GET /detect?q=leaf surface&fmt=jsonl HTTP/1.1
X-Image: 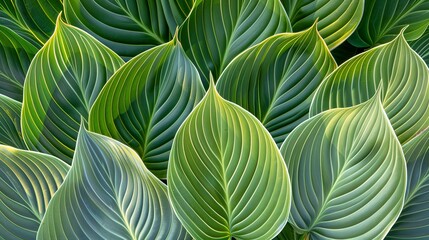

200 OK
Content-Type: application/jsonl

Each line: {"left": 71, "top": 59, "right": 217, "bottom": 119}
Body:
{"left": 168, "top": 81, "right": 291, "bottom": 239}
{"left": 282, "top": 92, "right": 406, "bottom": 239}
{"left": 37, "top": 127, "right": 189, "bottom": 239}
{"left": 0, "top": 94, "right": 25, "bottom": 149}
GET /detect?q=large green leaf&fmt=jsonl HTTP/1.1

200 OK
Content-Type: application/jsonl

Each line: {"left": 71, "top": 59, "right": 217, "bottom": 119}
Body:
{"left": 0, "top": 0, "right": 62, "bottom": 46}
{"left": 21, "top": 15, "right": 124, "bottom": 164}
{"left": 387, "top": 128, "right": 429, "bottom": 239}
{"left": 168, "top": 81, "right": 291, "bottom": 239}
{"left": 89, "top": 35, "right": 205, "bottom": 179}
{"left": 349, "top": 0, "right": 429, "bottom": 48}
{"left": 217, "top": 23, "right": 336, "bottom": 146}
{"left": 179, "top": 0, "right": 291, "bottom": 87}
{"left": 0, "top": 145, "right": 69, "bottom": 240}
{"left": 37, "top": 126, "right": 189, "bottom": 239}
{"left": 281, "top": 92, "right": 406, "bottom": 239}
{"left": 410, "top": 28, "right": 429, "bottom": 66}
{"left": 0, "top": 94, "right": 25, "bottom": 149}
{"left": 0, "top": 26, "right": 37, "bottom": 101}
{"left": 281, "top": 0, "right": 364, "bottom": 49}
{"left": 310, "top": 31, "right": 429, "bottom": 144}
{"left": 64, "top": 0, "right": 193, "bottom": 59}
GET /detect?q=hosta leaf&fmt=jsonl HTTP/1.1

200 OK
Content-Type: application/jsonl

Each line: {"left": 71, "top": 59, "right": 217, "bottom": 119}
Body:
{"left": 387, "top": 128, "right": 429, "bottom": 239}
{"left": 89, "top": 36, "right": 204, "bottom": 179}
{"left": 64, "top": 0, "right": 193, "bottom": 59}
{"left": 37, "top": 127, "right": 189, "bottom": 239}
{"left": 0, "top": 145, "right": 69, "bottom": 240}
{"left": 0, "top": 94, "right": 25, "bottom": 149}
{"left": 281, "top": 0, "right": 364, "bottom": 49}
{"left": 168, "top": 81, "right": 291, "bottom": 240}
{"left": 217, "top": 23, "right": 336, "bottom": 146}
{"left": 349, "top": 0, "right": 429, "bottom": 48}
{"left": 274, "top": 223, "right": 302, "bottom": 240}
{"left": 281, "top": 92, "right": 406, "bottom": 239}
{"left": 0, "top": 25, "right": 37, "bottom": 101}
{"left": 410, "top": 28, "right": 429, "bottom": 66}
{"left": 179, "top": 0, "right": 291, "bottom": 87}
{"left": 21, "top": 15, "right": 124, "bottom": 164}
{"left": 310, "top": 31, "right": 429, "bottom": 144}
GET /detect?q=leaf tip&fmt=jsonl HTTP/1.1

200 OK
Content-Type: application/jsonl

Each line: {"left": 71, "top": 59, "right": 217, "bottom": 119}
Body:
{"left": 172, "top": 27, "right": 180, "bottom": 46}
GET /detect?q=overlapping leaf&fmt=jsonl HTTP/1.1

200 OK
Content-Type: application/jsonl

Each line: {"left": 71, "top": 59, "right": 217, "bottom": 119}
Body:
{"left": 0, "top": 94, "right": 25, "bottom": 149}
{"left": 311, "top": 31, "right": 429, "bottom": 144}
{"left": 217, "top": 23, "right": 336, "bottom": 145}
{"left": 410, "top": 28, "right": 429, "bottom": 66}
{"left": 168, "top": 81, "right": 291, "bottom": 240}
{"left": 0, "top": 146, "right": 69, "bottom": 240}
{"left": 179, "top": 0, "right": 291, "bottom": 87}
{"left": 0, "top": 26, "right": 37, "bottom": 101}
{"left": 349, "top": 0, "right": 429, "bottom": 47}
{"left": 21, "top": 15, "right": 124, "bottom": 164}
{"left": 37, "top": 127, "right": 189, "bottom": 239}
{"left": 64, "top": 0, "right": 193, "bottom": 59}
{"left": 387, "top": 128, "right": 429, "bottom": 239}
{"left": 281, "top": 92, "right": 406, "bottom": 239}
{"left": 281, "top": 0, "right": 364, "bottom": 49}
{"left": 89, "top": 36, "right": 204, "bottom": 179}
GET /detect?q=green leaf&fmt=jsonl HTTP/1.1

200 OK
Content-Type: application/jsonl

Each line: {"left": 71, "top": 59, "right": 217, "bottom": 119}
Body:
{"left": 274, "top": 223, "right": 303, "bottom": 240}
{"left": 64, "top": 0, "right": 193, "bottom": 59}
{"left": 217, "top": 23, "right": 336, "bottom": 146}
{"left": 281, "top": 0, "right": 364, "bottom": 49}
{"left": 179, "top": 0, "right": 291, "bottom": 87}
{"left": 349, "top": 0, "right": 429, "bottom": 48}
{"left": 0, "top": 25, "right": 38, "bottom": 101}
{"left": 281, "top": 92, "right": 406, "bottom": 239}
{"left": 0, "top": 94, "right": 25, "bottom": 149}
{"left": 0, "top": 145, "right": 69, "bottom": 240}
{"left": 387, "top": 128, "right": 429, "bottom": 239}
{"left": 89, "top": 35, "right": 205, "bottom": 179}
{"left": 310, "top": 31, "right": 429, "bottom": 144}
{"left": 37, "top": 126, "right": 189, "bottom": 239}
{"left": 168, "top": 81, "right": 291, "bottom": 240}
{"left": 409, "top": 27, "right": 429, "bottom": 66}
{"left": 21, "top": 15, "right": 124, "bottom": 164}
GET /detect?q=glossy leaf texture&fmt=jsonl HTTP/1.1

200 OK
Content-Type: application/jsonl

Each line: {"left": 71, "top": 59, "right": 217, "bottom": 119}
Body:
{"left": 387, "top": 128, "right": 429, "bottom": 239}
{"left": 0, "top": 26, "right": 37, "bottom": 101}
{"left": 349, "top": 0, "right": 429, "bottom": 47}
{"left": 179, "top": 0, "right": 291, "bottom": 87}
{"left": 311, "top": 31, "right": 429, "bottom": 144}
{"left": 89, "top": 37, "right": 204, "bottom": 179}
{"left": 21, "top": 15, "right": 124, "bottom": 164}
{"left": 217, "top": 23, "right": 336, "bottom": 146}
{"left": 0, "top": 94, "right": 25, "bottom": 149}
{"left": 281, "top": 0, "right": 364, "bottom": 49}
{"left": 168, "top": 82, "right": 291, "bottom": 240}
{"left": 410, "top": 28, "right": 429, "bottom": 66}
{"left": 0, "top": 146, "right": 69, "bottom": 240}
{"left": 0, "top": 0, "right": 62, "bottom": 46}
{"left": 64, "top": 0, "right": 193, "bottom": 59}
{"left": 281, "top": 92, "right": 406, "bottom": 239}
{"left": 37, "top": 127, "right": 189, "bottom": 239}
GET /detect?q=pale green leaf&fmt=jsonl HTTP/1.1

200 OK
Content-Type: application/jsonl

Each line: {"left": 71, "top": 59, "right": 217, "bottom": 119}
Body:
{"left": 21, "top": 15, "right": 124, "bottom": 164}
{"left": 281, "top": 0, "right": 364, "bottom": 49}
{"left": 281, "top": 92, "right": 406, "bottom": 239}
{"left": 311, "top": 31, "right": 429, "bottom": 144}
{"left": 0, "top": 94, "right": 25, "bottom": 149}
{"left": 64, "top": 0, "right": 193, "bottom": 59}
{"left": 217, "top": 23, "right": 336, "bottom": 146}
{"left": 179, "top": 0, "right": 291, "bottom": 87}
{"left": 387, "top": 128, "right": 429, "bottom": 239}
{"left": 89, "top": 35, "right": 205, "bottom": 179}
{"left": 168, "top": 81, "right": 291, "bottom": 240}
{"left": 0, "top": 26, "right": 37, "bottom": 101}
{"left": 349, "top": 0, "right": 429, "bottom": 47}
{"left": 0, "top": 145, "right": 69, "bottom": 240}
{"left": 37, "top": 126, "right": 189, "bottom": 239}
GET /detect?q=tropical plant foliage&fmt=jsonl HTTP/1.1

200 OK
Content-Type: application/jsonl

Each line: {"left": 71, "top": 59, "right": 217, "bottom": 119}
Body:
{"left": 0, "top": 0, "right": 428, "bottom": 239}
